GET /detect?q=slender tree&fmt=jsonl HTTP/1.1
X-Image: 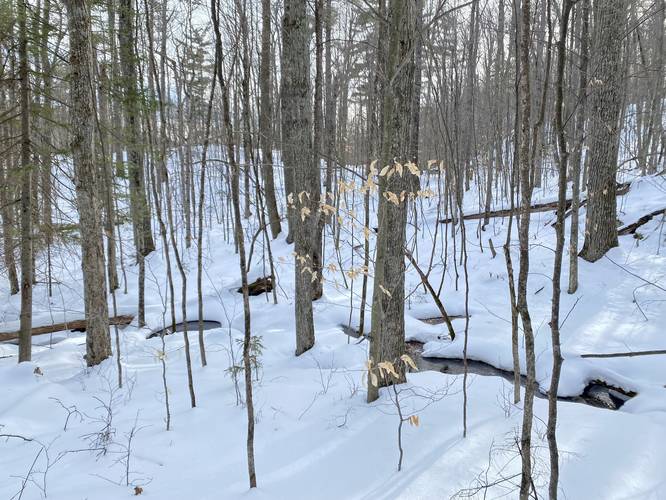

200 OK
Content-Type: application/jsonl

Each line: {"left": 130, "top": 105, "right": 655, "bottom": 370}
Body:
{"left": 517, "top": 1, "right": 537, "bottom": 497}
{"left": 18, "top": 0, "right": 32, "bottom": 363}
{"left": 212, "top": 0, "right": 256, "bottom": 486}
{"left": 260, "top": 0, "right": 282, "bottom": 239}
{"left": 568, "top": 0, "right": 590, "bottom": 294}
{"left": 548, "top": 1, "right": 574, "bottom": 496}
{"left": 118, "top": 0, "right": 155, "bottom": 325}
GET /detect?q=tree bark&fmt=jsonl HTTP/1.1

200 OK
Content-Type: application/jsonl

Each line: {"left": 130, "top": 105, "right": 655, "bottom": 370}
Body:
{"left": 281, "top": 0, "right": 317, "bottom": 355}
{"left": 65, "top": 0, "right": 112, "bottom": 367}
{"left": 517, "top": 1, "right": 536, "bottom": 498}
{"left": 568, "top": 0, "right": 590, "bottom": 294}
{"left": 579, "top": 0, "right": 627, "bottom": 262}
{"left": 18, "top": 0, "right": 33, "bottom": 363}
{"left": 367, "top": 0, "right": 417, "bottom": 403}
{"left": 212, "top": 0, "right": 256, "bottom": 485}
{"left": 118, "top": 0, "right": 155, "bottom": 259}
{"left": 548, "top": 2, "right": 574, "bottom": 496}
{"left": 259, "top": 0, "right": 282, "bottom": 239}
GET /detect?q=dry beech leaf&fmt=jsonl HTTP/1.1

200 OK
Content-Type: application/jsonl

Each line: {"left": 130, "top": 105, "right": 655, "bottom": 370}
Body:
{"left": 406, "top": 161, "right": 420, "bottom": 176}
{"left": 300, "top": 206, "right": 311, "bottom": 221}
{"left": 401, "top": 354, "right": 418, "bottom": 371}
{"left": 379, "top": 164, "right": 392, "bottom": 177}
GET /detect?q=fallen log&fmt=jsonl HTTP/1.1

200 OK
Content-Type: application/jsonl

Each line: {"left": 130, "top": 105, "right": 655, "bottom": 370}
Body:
{"left": 618, "top": 207, "right": 666, "bottom": 236}
{"left": 441, "top": 181, "right": 631, "bottom": 224}
{"left": 0, "top": 315, "right": 134, "bottom": 342}
{"left": 581, "top": 349, "right": 666, "bottom": 359}
{"left": 237, "top": 276, "right": 273, "bottom": 296}
{"left": 440, "top": 199, "right": 573, "bottom": 223}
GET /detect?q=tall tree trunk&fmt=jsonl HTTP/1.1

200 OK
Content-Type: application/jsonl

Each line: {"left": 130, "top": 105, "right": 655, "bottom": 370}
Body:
{"left": 118, "top": 0, "right": 152, "bottom": 252}
{"left": 548, "top": 2, "right": 574, "bottom": 496}
{"left": 260, "top": 0, "right": 282, "bottom": 239}
{"left": 517, "top": 1, "right": 536, "bottom": 497}
{"left": 65, "top": 0, "right": 113, "bottom": 367}
{"left": 568, "top": 0, "right": 590, "bottom": 293}
{"left": 579, "top": 0, "right": 627, "bottom": 262}
{"left": 212, "top": 0, "right": 256, "bottom": 486}
{"left": 311, "top": 0, "right": 324, "bottom": 301}
{"left": 359, "top": 0, "right": 386, "bottom": 338}
{"left": 39, "top": 0, "right": 54, "bottom": 296}
{"left": 118, "top": 0, "right": 154, "bottom": 327}
{"left": 18, "top": 0, "right": 33, "bottom": 363}
{"left": 367, "top": 0, "right": 417, "bottom": 403}
{"left": 0, "top": 144, "right": 19, "bottom": 296}
{"left": 281, "top": 0, "right": 317, "bottom": 355}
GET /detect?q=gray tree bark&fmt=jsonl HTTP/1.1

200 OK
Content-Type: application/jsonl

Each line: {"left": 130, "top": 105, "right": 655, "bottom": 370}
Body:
{"left": 568, "top": 0, "right": 590, "bottom": 293}
{"left": 579, "top": 0, "right": 627, "bottom": 262}
{"left": 65, "top": 0, "right": 112, "bottom": 367}
{"left": 212, "top": 0, "right": 256, "bottom": 485}
{"left": 517, "top": 1, "right": 536, "bottom": 498}
{"left": 118, "top": 0, "right": 154, "bottom": 259}
{"left": 367, "top": 0, "right": 417, "bottom": 403}
{"left": 281, "top": 0, "right": 317, "bottom": 355}
{"left": 18, "top": 0, "right": 33, "bottom": 363}
{"left": 260, "top": 0, "right": 282, "bottom": 240}
{"left": 548, "top": 1, "right": 574, "bottom": 496}
{"left": 0, "top": 150, "right": 19, "bottom": 296}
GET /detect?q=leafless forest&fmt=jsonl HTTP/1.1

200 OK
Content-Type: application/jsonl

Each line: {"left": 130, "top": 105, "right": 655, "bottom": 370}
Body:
{"left": 0, "top": 0, "right": 665, "bottom": 498}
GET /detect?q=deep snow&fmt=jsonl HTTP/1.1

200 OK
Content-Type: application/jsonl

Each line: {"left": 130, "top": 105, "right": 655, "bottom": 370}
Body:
{"left": 1, "top": 163, "right": 665, "bottom": 499}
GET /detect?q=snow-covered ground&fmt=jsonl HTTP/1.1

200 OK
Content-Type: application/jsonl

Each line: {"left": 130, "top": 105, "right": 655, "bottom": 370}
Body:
{"left": 1, "top": 163, "right": 665, "bottom": 499}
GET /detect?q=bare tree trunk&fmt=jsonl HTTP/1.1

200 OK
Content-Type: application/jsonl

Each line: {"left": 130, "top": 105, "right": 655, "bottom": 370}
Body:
{"left": 196, "top": 66, "right": 217, "bottom": 369}
{"left": 18, "top": 0, "right": 33, "bottom": 363}
{"left": 212, "top": 0, "right": 256, "bottom": 486}
{"left": 359, "top": 0, "right": 386, "bottom": 338}
{"left": 646, "top": 1, "right": 665, "bottom": 174}
{"left": 548, "top": 2, "right": 574, "bottom": 496}
{"left": 98, "top": 64, "right": 119, "bottom": 294}
{"left": 311, "top": 0, "right": 324, "bottom": 301}
{"left": 281, "top": 0, "right": 317, "bottom": 355}
{"left": 568, "top": 0, "right": 589, "bottom": 294}
{"left": 0, "top": 151, "right": 19, "bottom": 296}
{"left": 517, "top": 1, "right": 536, "bottom": 498}
{"left": 39, "top": 0, "right": 54, "bottom": 297}
{"left": 579, "top": 0, "right": 627, "bottom": 262}
{"left": 65, "top": 0, "right": 112, "bottom": 367}
{"left": 367, "top": 0, "right": 417, "bottom": 403}
{"left": 260, "top": 0, "right": 282, "bottom": 239}
{"left": 118, "top": 0, "right": 155, "bottom": 326}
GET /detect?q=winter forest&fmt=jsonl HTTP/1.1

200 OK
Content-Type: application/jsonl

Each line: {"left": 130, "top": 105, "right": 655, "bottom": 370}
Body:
{"left": 0, "top": 0, "right": 665, "bottom": 498}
